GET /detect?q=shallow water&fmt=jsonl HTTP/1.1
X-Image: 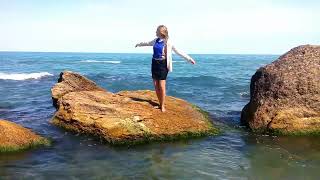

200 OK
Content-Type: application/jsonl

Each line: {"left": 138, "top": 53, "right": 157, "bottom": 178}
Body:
{"left": 0, "top": 52, "right": 319, "bottom": 179}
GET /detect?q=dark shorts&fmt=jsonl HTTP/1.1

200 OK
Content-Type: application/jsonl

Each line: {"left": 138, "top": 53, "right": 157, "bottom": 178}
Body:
{"left": 151, "top": 58, "right": 168, "bottom": 80}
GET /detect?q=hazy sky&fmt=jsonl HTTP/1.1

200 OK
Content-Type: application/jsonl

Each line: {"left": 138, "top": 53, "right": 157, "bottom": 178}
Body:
{"left": 0, "top": 0, "right": 319, "bottom": 54}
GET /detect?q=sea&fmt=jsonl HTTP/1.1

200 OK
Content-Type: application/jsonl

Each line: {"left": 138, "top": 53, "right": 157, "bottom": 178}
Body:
{"left": 0, "top": 52, "right": 319, "bottom": 179}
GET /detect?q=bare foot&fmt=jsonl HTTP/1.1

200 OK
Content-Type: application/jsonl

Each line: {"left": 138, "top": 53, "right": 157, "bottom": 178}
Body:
{"left": 161, "top": 106, "right": 166, "bottom": 112}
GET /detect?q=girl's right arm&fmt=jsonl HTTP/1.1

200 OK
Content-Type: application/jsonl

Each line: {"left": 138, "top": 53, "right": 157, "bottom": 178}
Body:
{"left": 135, "top": 38, "right": 157, "bottom": 47}
{"left": 172, "top": 45, "right": 196, "bottom": 64}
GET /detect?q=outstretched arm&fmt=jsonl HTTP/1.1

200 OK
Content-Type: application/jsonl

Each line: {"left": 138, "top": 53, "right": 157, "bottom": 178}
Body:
{"left": 172, "top": 45, "right": 196, "bottom": 64}
{"left": 135, "top": 38, "right": 157, "bottom": 47}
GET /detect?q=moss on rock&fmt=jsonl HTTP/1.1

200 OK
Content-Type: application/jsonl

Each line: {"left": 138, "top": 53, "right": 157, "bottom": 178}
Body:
{"left": 0, "top": 119, "right": 51, "bottom": 153}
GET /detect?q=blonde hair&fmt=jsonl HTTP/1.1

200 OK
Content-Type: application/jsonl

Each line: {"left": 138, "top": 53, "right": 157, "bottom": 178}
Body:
{"left": 157, "top": 25, "right": 169, "bottom": 41}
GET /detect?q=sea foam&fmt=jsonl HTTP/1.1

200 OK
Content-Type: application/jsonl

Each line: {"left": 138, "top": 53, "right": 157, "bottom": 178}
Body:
{"left": 239, "top": 91, "right": 250, "bottom": 97}
{"left": 0, "top": 72, "right": 53, "bottom": 80}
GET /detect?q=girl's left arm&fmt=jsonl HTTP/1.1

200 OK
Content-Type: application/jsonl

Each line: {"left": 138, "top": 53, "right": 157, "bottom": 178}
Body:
{"left": 172, "top": 45, "right": 196, "bottom": 64}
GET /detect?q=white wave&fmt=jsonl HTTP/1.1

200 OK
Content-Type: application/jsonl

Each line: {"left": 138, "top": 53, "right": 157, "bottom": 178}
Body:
{"left": 0, "top": 72, "right": 53, "bottom": 80}
{"left": 239, "top": 91, "right": 250, "bottom": 97}
{"left": 81, "top": 60, "right": 121, "bottom": 64}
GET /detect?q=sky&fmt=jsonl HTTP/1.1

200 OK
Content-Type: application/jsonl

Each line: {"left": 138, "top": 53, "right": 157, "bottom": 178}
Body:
{"left": 0, "top": 0, "right": 319, "bottom": 54}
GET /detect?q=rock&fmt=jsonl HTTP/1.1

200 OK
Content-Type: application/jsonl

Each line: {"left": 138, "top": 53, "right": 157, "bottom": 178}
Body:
{"left": 241, "top": 45, "right": 320, "bottom": 135}
{"left": 51, "top": 71, "right": 218, "bottom": 145}
{"left": 0, "top": 119, "right": 50, "bottom": 153}
{"left": 51, "top": 71, "right": 105, "bottom": 108}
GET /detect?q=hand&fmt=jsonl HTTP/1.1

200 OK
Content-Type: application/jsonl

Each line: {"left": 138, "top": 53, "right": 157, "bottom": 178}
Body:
{"left": 190, "top": 59, "right": 196, "bottom": 64}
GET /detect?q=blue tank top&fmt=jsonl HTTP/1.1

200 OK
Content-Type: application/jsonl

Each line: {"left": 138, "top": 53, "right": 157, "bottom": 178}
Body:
{"left": 153, "top": 38, "right": 165, "bottom": 59}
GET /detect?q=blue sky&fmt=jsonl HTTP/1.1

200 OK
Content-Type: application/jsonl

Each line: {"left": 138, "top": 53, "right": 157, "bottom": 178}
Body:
{"left": 0, "top": 0, "right": 319, "bottom": 54}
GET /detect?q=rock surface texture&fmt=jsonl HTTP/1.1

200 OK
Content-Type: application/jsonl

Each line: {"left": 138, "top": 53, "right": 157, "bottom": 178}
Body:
{"left": 241, "top": 45, "right": 320, "bottom": 135}
{"left": 0, "top": 119, "right": 50, "bottom": 152}
{"left": 51, "top": 71, "right": 218, "bottom": 145}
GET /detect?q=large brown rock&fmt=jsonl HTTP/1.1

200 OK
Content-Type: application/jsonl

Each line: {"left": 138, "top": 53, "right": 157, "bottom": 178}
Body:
{"left": 51, "top": 71, "right": 218, "bottom": 145}
{"left": 241, "top": 45, "right": 320, "bottom": 134}
{"left": 0, "top": 119, "right": 50, "bottom": 152}
{"left": 51, "top": 71, "right": 105, "bottom": 108}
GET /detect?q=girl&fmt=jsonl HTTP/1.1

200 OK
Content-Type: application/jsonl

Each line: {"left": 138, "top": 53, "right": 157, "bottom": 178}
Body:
{"left": 135, "top": 25, "right": 196, "bottom": 112}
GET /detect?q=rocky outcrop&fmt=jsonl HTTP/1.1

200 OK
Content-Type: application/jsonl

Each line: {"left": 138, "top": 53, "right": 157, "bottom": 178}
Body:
{"left": 51, "top": 71, "right": 218, "bottom": 145}
{"left": 51, "top": 71, "right": 105, "bottom": 108}
{"left": 241, "top": 45, "right": 320, "bottom": 135}
{"left": 0, "top": 119, "right": 50, "bottom": 152}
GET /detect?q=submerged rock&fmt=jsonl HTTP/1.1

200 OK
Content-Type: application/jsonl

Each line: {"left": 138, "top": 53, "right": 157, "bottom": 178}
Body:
{"left": 0, "top": 119, "right": 50, "bottom": 153}
{"left": 241, "top": 45, "right": 320, "bottom": 135}
{"left": 51, "top": 71, "right": 218, "bottom": 145}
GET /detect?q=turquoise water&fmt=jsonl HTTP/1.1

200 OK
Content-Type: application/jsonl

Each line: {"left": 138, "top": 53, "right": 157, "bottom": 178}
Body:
{"left": 0, "top": 52, "right": 319, "bottom": 179}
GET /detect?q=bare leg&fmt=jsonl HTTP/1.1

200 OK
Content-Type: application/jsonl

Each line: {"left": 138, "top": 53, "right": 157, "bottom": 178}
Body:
{"left": 153, "top": 79, "right": 161, "bottom": 108}
{"left": 159, "top": 80, "right": 166, "bottom": 112}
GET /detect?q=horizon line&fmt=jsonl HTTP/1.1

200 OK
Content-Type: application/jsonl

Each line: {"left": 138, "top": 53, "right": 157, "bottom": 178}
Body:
{"left": 0, "top": 50, "right": 280, "bottom": 56}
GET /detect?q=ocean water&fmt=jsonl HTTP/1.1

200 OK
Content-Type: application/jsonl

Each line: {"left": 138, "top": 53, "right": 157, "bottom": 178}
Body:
{"left": 0, "top": 52, "right": 319, "bottom": 179}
